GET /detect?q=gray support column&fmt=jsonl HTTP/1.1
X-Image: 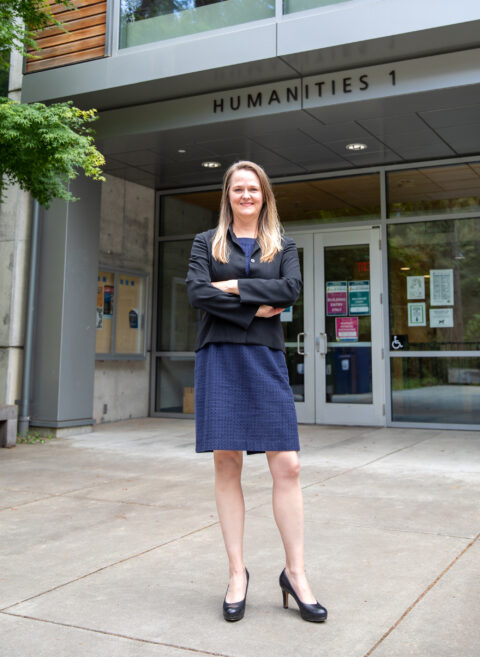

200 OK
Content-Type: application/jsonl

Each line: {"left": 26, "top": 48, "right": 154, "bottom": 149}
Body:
{"left": 30, "top": 176, "right": 101, "bottom": 431}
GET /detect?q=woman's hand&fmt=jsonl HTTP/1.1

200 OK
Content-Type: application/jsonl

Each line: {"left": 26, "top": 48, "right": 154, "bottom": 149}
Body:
{"left": 255, "top": 305, "right": 285, "bottom": 318}
{"left": 211, "top": 280, "right": 239, "bottom": 295}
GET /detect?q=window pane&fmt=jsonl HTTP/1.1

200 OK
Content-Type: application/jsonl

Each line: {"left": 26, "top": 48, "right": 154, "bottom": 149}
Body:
{"left": 114, "top": 275, "right": 146, "bottom": 354}
{"left": 155, "top": 355, "right": 195, "bottom": 412}
{"left": 278, "top": 175, "right": 380, "bottom": 227}
{"left": 157, "top": 240, "right": 199, "bottom": 351}
{"left": 388, "top": 218, "right": 480, "bottom": 351}
{"left": 160, "top": 192, "right": 219, "bottom": 236}
{"left": 96, "top": 271, "right": 115, "bottom": 354}
{"left": 284, "top": 0, "right": 350, "bottom": 14}
{"left": 120, "top": 0, "right": 274, "bottom": 49}
{"left": 391, "top": 357, "right": 480, "bottom": 424}
{"left": 388, "top": 164, "right": 480, "bottom": 217}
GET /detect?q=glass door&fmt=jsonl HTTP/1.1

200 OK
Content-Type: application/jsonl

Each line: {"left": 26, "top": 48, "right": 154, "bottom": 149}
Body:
{"left": 283, "top": 234, "right": 315, "bottom": 423}
{"left": 314, "top": 229, "right": 385, "bottom": 425}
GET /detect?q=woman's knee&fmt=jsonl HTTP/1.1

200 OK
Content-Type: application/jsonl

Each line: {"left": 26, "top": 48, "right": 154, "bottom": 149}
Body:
{"left": 214, "top": 450, "right": 243, "bottom": 474}
{"left": 269, "top": 452, "right": 301, "bottom": 482}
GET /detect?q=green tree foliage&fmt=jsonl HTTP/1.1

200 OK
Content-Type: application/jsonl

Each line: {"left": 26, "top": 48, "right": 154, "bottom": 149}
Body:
{"left": 0, "top": 99, "right": 105, "bottom": 206}
{"left": 0, "top": 0, "right": 73, "bottom": 63}
{"left": 0, "top": 0, "right": 105, "bottom": 206}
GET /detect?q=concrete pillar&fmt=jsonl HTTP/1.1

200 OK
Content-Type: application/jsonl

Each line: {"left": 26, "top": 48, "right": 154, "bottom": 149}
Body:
{"left": 0, "top": 50, "right": 31, "bottom": 411}
{"left": 29, "top": 176, "right": 101, "bottom": 433}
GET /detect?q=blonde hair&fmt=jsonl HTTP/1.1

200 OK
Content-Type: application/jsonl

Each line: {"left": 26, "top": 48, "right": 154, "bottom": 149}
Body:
{"left": 211, "top": 160, "right": 283, "bottom": 263}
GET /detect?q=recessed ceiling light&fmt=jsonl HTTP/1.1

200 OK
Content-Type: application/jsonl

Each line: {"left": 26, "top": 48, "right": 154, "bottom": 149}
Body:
{"left": 400, "top": 267, "right": 411, "bottom": 271}
{"left": 201, "top": 160, "right": 222, "bottom": 168}
{"left": 177, "top": 148, "right": 186, "bottom": 154}
{"left": 345, "top": 142, "right": 368, "bottom": 152}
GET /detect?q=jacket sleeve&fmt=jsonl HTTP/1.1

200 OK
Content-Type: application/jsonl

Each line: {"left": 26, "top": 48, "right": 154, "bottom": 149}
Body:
{"left": 186, "top": 233, "right": 259, "bottom": 329}
{"left": 237, "top": 239, "right": 303, "bottom": 307}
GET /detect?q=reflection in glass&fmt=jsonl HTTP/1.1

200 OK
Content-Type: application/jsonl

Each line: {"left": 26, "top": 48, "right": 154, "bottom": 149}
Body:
{"left": 157, "top": 240, "right": 199, "bottom": 351}
{"left": 282, "top": 248, "right": 304, "bottom": 402}
{"left": 115, "top": 274, "right": 146, "bottom": 354}
{"left": 391, "top": 357, "right": 480, "bottom": 424}
{"left": 324, "top": 245, "right": 372, "bottom": 404}
{"left": 284, "top": 0, "right": 349, "bottom": 13}
{"left": 388, "top": 218, "right": 480, "bottom": 351}
{"left": 120, "top": 0, "right": 274, "bottom": 48}
{"left": 160, "top": 193, "right": 219, "bottom": 236}
{"left": 279, "top": 174, "right": 380, "bottom": 227}
{"left": 388, "top": 164, "right": 480, "bottom": 217}
{"left": 155, "top": 355, "right": 195, "bottom": 412}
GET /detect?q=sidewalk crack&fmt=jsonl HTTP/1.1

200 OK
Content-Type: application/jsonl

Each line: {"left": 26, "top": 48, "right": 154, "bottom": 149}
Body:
{"left": 362, "top": 531, "right": 480, "bottom": 657}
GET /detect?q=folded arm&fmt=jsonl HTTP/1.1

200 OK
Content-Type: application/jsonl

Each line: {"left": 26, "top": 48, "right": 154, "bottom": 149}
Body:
{"left": 186, "top": 234, "right": 258, "bottom": 329}
{"left": 237, "top": 239, "right": 302, "bottom": 307}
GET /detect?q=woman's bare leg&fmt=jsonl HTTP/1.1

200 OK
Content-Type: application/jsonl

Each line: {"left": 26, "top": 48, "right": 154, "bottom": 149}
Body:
{"left": 266, "top": 450, "right": 317, "bottom": 604}
{"left": 214, "top": 450, "right": 248, "bottom": 603}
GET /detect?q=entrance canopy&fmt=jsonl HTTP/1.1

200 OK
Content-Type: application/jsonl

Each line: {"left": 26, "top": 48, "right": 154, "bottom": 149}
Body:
{"left": 96, "top": 49, "right": 480, "bottom": 190}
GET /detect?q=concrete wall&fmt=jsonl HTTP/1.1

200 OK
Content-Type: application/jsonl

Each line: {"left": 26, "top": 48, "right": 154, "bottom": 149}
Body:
{"left": 0, "top": 51, "right": 31, "bottom": 408}
{"left": 94, "top": 175, "right": 155, "bottom": 424}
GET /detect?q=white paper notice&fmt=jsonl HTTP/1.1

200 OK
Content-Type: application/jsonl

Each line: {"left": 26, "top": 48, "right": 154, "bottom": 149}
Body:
{"left": 408, "top": 302, "right": 426, "bottom": 327}
{"left": 407, "top": 275, "right": 425, "bottom": 300}
{"left": 430, "top": 308, "right": 454, "bottom": 328}
{"left": 430, "top": 269, "right": 454, "bottom": 306}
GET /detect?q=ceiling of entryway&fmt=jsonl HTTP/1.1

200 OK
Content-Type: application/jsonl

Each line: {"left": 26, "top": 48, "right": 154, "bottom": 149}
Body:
{"left": 98, "top": 82, "right": 480, "bottom": 191}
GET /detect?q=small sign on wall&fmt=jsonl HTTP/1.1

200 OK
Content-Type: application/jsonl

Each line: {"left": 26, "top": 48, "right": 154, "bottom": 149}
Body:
{"left": 408, "top": 302, "right": 426, "bottom": 327}
{"left": 430, "top": 308, "right": 454, "bottom": 328}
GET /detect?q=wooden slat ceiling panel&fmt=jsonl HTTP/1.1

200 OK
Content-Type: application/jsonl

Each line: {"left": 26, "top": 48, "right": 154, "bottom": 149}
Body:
{"left": 25, "top": 0, "right": 106, "bottom": 73}
{"left": 26, "top": 46, "right": 105, "bottom": 72}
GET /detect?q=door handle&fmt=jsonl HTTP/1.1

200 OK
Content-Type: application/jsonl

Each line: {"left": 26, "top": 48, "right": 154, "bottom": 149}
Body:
{"left": 316, "top": 333, "right": 327, "bottom": 355}
{"left": 297, "top": 332, "right": 305, "bottom": 356}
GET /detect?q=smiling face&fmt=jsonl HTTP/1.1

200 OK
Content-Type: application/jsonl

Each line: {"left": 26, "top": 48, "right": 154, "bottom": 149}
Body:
{"left": 228, "top": 168, "right": 264, "bottom": 225}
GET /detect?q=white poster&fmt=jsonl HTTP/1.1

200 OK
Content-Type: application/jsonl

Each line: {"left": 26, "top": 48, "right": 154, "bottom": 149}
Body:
{"left": 408, "top": 302, "right": 426, "bottom": 327}
{"left": 407, "top": 275, "right": 425, "bottom": 300}
{"left": 430, "top": 269, "right": 454, "bottom": 306}
{"left": 430, "top": 308, "right": 454, "bottom": 328}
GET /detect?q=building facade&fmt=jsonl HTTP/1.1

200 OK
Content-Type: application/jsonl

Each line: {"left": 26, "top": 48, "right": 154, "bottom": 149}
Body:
{"left": 2, "top": 0, "right": 480, "bottom": 434}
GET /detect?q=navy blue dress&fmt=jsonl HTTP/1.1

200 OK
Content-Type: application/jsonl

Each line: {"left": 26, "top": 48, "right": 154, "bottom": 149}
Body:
{"left": 194, "top": 237, "right": 300, "bottom": 454}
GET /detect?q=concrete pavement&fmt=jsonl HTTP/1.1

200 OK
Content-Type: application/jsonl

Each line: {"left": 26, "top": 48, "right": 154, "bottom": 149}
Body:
{"left": 0, "top": 419, "right": 479, "bottom": 657}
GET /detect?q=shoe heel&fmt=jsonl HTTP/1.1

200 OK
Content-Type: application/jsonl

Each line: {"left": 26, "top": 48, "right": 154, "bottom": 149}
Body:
{"left": 282, "top": 589, "right": 289, "bottom": 609}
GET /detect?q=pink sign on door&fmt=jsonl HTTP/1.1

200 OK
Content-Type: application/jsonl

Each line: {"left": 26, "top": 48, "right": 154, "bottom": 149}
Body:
{"left": 335, "top": 316, "right": 359, "bottom": 342}
{"left": 326, "top": 281, "right": 347, "bottom": 316}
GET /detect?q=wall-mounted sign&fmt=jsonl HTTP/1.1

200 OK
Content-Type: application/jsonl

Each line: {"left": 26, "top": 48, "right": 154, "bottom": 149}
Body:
{"left": 408, "top": 302, "right": 426, "bottom": 327}
{"left": 336, "top": 317, "right": 359, "bottom": 342}
{"left": 430, "top": 308, "right": 454, "bottom": 328}
{"left": 99, "top": 49, "right": 480, "bottom": 140}
{"left": 326, "top": 281, "right": 347, "bottom": 316}
{"left": 407, "top": 275, "right": 425, "bottom": 300}
{"left": 349, "top": 280, "right": 370, "bottom": 315}
{"left": 430, "top": 269, "right": 454, "bottom": 306}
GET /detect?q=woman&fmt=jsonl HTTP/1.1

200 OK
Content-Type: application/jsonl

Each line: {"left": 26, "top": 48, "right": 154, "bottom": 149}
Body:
{"left": 186, "top": 161, "right": 327, "bottom": 623}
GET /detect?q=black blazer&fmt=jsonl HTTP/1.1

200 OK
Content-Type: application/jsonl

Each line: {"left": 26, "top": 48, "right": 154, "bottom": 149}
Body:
{"left": 186, "top": 226, "right": 302, "bottom": 352}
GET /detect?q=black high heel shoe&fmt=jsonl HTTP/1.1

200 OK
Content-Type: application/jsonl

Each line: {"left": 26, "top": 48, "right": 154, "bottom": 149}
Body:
{"left": 279, "top": 568, "right": 327, "bottom": 622}
{"left": 223, "top": 568, "right": 249, "bottom": 622}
